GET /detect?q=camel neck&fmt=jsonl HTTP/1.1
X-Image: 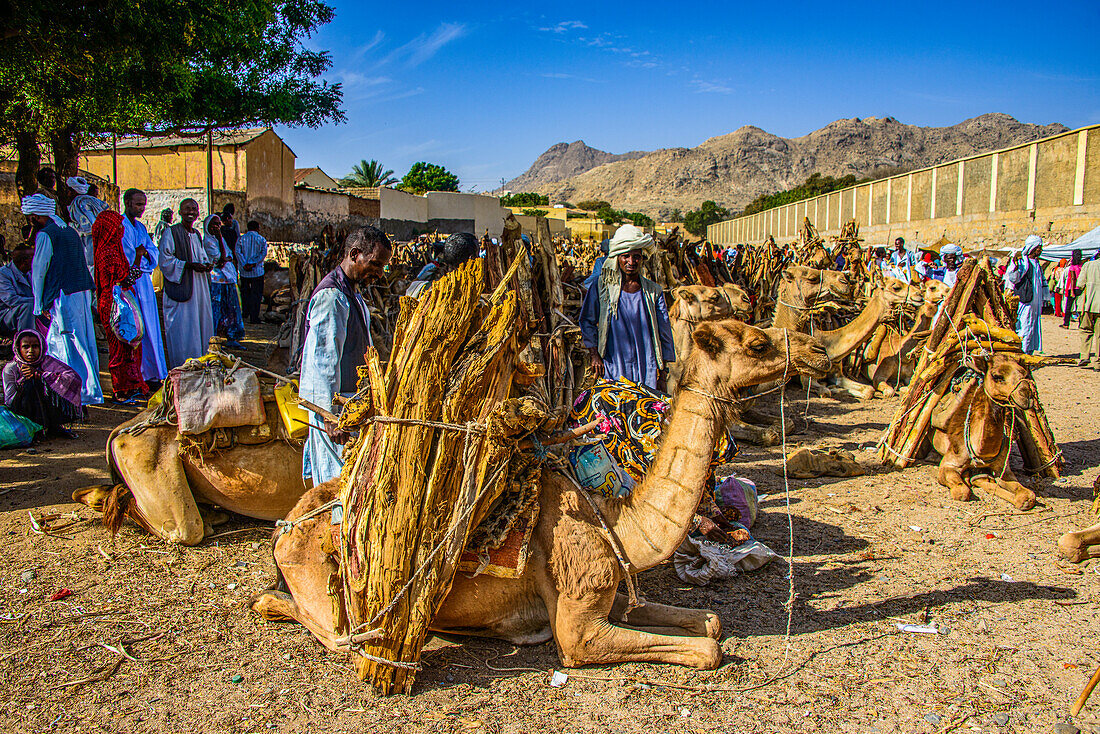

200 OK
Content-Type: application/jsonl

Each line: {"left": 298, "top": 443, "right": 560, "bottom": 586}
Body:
{"left": 609, "top": 386, "right": 724, "bottom": 572}
{"left": 813, "top": 294, "right": 888, "bottom": 360}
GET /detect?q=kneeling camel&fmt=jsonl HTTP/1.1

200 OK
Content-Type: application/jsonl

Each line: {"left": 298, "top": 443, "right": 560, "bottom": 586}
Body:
{"left": 252, "top": 319, "right": 832, "bottom": 670}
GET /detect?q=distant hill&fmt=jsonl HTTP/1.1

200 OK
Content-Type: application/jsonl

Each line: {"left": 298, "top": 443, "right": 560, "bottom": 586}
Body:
{"left": 501, "top": 140, "right": 647, "bottom": 192}
{"left": 505, "top": 114, "right": 1069, "bottom": 219}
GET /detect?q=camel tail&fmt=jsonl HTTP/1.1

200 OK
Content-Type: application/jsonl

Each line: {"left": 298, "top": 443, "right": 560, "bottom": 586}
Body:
{"left": 102, "top": 483, "right": 133, "bottom": 535}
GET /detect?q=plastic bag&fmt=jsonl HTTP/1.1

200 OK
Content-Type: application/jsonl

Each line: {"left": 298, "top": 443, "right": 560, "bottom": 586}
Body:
{"left": 110, "top": 285, "right": 144, "bottom": 345}
{"left": 672, "top": 534, "right": 778, "bottom": 586}
{"left": 568, "top": 442, "right": 630, "bottom": 498}
{"left": 0, "top": 405, "right": 41, "bottom": 449}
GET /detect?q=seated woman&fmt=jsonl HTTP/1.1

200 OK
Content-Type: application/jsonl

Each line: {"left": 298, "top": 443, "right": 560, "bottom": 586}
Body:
{"left": 2, "top": 329, "right": 82, "bottom": 438}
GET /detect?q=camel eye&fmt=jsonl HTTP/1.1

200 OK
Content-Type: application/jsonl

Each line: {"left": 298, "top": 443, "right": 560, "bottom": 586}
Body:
{"left": 750, "top": 342, "right": 768, "bottom": 353}
{"left": 992, "top": 375, "right": 1005, "bottom": 383}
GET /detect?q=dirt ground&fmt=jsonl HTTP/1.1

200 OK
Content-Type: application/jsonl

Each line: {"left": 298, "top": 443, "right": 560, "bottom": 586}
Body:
{"left": 1, "top": 314, "right": 1098, "bottom": 734}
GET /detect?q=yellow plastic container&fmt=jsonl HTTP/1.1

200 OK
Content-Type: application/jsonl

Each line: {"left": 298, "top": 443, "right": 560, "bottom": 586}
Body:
{"left": 275, "top": 380, "right": 310, "bottom": 440}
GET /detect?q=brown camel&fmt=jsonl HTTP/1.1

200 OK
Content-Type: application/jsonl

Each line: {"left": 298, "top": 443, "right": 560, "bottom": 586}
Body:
{"left": 927, "top": 352, "right": 1037, "bottom": 509}
{"left": 862, "top": 279, "right": 951, "bottom": 397}
{"left": 251, "top": 319, "right": 832, "bottom": 670}
{"left": 74, "top": 409, "right": 307, "bottom": 545}
{"left": 1059, "top": 521, "right": 1100, "bottom": 563}
{"left": 666, "top": 283, "right": 752, "bottom": 393}
{"left": 773, "top": 272, "right": 923, "bottom": 399}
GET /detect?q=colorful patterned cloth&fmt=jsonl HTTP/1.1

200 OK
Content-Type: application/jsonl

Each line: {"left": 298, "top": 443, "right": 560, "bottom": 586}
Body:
{"left": 568, "top": 378, "right": 738, "bottom": 495}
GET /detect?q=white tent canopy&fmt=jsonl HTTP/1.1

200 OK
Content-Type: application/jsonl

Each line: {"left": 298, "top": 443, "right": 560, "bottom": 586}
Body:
{"left": 1039, "top": 225, "right": 1100, "bottom": 262}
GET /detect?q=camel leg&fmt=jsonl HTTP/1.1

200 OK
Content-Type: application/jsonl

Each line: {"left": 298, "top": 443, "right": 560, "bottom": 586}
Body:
{"left": 832, "top": 373, "right": 876, "bottom": 401}
{"left": 251, "top": 588, "right": 344, "bottom": 652}
{"left": 610, "top": 594, "right": 721, "bottom": 639}
{"left": 937, "top": 462, "right": 973, "bottom": 502}
{"left": 970, "top": 472, "right": 1036, "bottom": 511}
{"left": 553, "top": 597, "right": 721, "bottom": 669}
{"left": 1059, "top": 522, "right": 1100, "bottom": 563}
{"left": 725, "top": 419, "right": 780, "bottom": 447}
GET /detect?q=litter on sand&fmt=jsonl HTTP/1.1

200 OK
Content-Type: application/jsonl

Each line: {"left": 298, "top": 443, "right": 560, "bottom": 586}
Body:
{"left": 897, "top": 623, "right": 939, "bottom": 634}
{"left": 549, "top": 670, "right": 568, "bottom": 688}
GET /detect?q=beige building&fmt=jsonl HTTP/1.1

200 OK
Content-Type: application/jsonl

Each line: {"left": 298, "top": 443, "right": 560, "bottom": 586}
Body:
{"left": 294, "top": 167, "right": 340, "bottom": 190}
{"left": 708, "top": 124, "right": 1100, "bottom": 250}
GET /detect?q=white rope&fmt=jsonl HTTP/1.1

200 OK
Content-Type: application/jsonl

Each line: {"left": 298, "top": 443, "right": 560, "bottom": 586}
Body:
{"left": 779, "top": 328, "right": 796, "bottom": 664}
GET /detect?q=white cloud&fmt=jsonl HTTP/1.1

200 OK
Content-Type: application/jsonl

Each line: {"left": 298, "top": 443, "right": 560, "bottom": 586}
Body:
{"left": 353, "top": 30, "right": 386, "bottom": 57}
{"left": 539, "top": 20, "right": 587, "bottom": 33}
{"left": 383, "top": 22, "right": 468, "bottom": 68}
{"left": 691, "top": 79, "right": 733, "bottom": 94}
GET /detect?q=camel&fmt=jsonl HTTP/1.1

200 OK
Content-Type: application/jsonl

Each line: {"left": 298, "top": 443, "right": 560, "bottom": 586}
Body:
{"left": 74, "top": 407, "right": 308, "bottom": 545}
{"left": 926, "top": 352, "right": 1037, "bottom": 510}
{"left": 861, "top": 279, "right": 951, "bottom": 397}
{"left": 773, "top": 272, "right": 924, "bottom": 399}
{"left": 251, "top": 319, "right": 832, "bottom": 671}
{"left": 666, "top": 284, "right": 752, "bottom": 393}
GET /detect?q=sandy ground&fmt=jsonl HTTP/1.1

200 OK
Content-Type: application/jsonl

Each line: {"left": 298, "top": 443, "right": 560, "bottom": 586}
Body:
{"left": 1, "top": 314, "right": 1098, "bottom": 734}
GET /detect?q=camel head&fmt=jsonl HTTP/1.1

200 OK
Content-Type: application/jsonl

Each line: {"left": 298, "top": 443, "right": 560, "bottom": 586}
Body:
{"left": 922, "top": 279, "right": 951, "bottom": 309}
{"left": 780, "top": 265, "right": 853, "bottom": 306}
{"left": 976, "top": 353, "right": 1035, "bottom": 411}
{"left": 718, "top": 284, "right": 753, "bottom": 320}
{"left": 681, "top": 319, "right": 831, "bottom": 400}
{"left": 875, "top": 275, "right": 924, "bottom": 318}
{"left": 671, "top": 285, "right": 733, "bottom": 322}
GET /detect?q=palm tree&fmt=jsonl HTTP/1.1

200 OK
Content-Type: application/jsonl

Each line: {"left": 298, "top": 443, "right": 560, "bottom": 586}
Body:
{"left": 341, "top": 159, "right": 398, "bottom": 187}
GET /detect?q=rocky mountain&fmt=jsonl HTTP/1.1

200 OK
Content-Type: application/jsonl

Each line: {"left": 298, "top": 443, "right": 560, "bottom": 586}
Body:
{"left": 501, "top": 140, "right": 647, "bottom": 192}
{"left": 508, "top": 114, "right": 1068, "bottom": 219}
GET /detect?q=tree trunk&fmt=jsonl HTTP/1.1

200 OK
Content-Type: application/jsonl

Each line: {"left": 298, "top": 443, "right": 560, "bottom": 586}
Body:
{"left": 50, "top": 124, "right": 81, "bottom": 220}
{"left": 14, "top": 126, "right": 40, "bottom": 198}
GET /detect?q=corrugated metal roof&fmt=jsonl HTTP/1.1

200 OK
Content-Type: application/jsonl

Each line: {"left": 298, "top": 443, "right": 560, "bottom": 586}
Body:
{"left": 84, "top": 128, "right": 270, "bottom": 151}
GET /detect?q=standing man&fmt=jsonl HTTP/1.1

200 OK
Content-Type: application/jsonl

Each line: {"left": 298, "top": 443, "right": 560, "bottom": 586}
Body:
{"left": 220, "top": 203, "right": 240, "bottom": 251}
{"left": 1005, "top": 235, "right": 1048, "bottom": 355}
{"left": 159, "top": 198, "right": 218, "bottom": 368}
{"left": 153, "top": 208, "right": 174, "bottom": 244}
{"left": 235, "top": 220, "right": 268, "bottom": 324}
{"left": 66, "top": 176, "right": 107, "bottom": 276}
{"left": 121, "top": 189, "right": 168, "bottom": 385}
{"left": 22, "top": 193, "right": 103, "bottom": 406}
{"left": 1077, "top": 251, "right": 1100, "bottom": 369}
{"left": 299, "top": 226, "right": 391, "bottom": 486}
{"left": 889, "top": 236, "right": 919, "bottom": 282}
{"left": 0, "top": 243, "right": 35, "bottom": 336}
{"left": 938, "top": 244, "right": 964, "bottom": 287}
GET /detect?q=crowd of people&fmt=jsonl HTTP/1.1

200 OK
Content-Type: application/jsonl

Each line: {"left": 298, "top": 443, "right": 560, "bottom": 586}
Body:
{"left": 0, "top": 174, "right": 269, "bottom": 441}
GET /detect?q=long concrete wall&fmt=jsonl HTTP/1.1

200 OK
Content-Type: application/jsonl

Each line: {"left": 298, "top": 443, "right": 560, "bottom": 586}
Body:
{"left": 707, "top": 125, "right": 1100, "bottom": 249}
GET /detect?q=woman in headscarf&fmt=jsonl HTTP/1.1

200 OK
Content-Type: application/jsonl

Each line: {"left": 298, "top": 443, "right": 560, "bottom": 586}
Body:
{"left": 1005, "top": 235, "right": 1048, "bottom": 354}
{"left": 2, "top": 329, "right": 82, "bottom": 438}
{"left": 579, "top": 224, "right": 676, "bottom": 392}
{"left": 203, "top": 214, "right": 245, "bottom": 349}
{"left": 1060, "top": 249, "right": 1083, "bottom": 329}
{"left": 92, "top": 209, "right": 148, "bottom": 403}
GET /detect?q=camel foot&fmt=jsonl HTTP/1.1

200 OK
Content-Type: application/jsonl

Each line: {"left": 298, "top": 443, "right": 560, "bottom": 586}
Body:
{"left": 73, "top": 484, "right": 113, "bottom": 512}
{"left": 251, "top": 590, "right": 300, "bottom": 622}
{"left": 1010, "top": 489, "right": 1037, "bottom": 511}
{"left": 949, "top": 485, "right": 973, "bottom": 502}
{"left": 1058, "top": 532, "right": 1090, "bottom": 563}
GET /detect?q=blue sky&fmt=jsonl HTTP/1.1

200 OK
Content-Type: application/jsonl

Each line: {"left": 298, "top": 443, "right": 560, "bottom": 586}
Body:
{"left": 276, "top": 1, "right": 1100, "bottom": 191}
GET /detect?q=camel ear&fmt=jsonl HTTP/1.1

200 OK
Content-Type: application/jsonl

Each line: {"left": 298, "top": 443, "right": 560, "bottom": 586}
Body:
{"left": 692, "top": 323, "right": 724, "bottom": 359}
{"left": 671, "top": 286, "right": 690, "bottom": 303}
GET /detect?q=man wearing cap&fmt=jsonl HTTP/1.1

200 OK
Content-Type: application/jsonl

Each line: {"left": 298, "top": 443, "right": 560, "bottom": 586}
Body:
{"left": 1077, "top": 251, "right": 1100, "bottom": 369}
{"left": 22, "top": 192, "right": 103, "bottom": 406}
{"left": 66, "top": 176, "right": 107, "bottom": 276}
{"left": 1005, "top": 235, "right": 1048, "bottom": 354}
{"left": 579, "top": 224, "right": 676, "bottom": 391}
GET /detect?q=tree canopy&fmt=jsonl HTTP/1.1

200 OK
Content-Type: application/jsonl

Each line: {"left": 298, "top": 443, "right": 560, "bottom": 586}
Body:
{"left": 500, "top": 192, "right": 549, "bottom": 207}
{"left": 576, "top": 199, "right": 611, "bottom": 212}
{"left": 738, "top": 172, "right": 859, "bottom": 217}
{"left": 399, "top": 162, "right": 460, "bottom": 194}
{"left": 683, "top": 201, "right": 729, "bottom": 236}
{"left": 0, "top": 0, "right": 344, "bottom": 192}
{"left": 342, "top": 160, "right": 398, "bottom": 188}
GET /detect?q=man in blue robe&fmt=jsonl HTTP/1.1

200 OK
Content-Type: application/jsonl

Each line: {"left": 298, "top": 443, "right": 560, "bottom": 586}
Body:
{"left": 299, "top": 226, "right": 392, "bottom": 486}
{"left": 120, "top": 189, "right": 168, "bottom": 384}
{"left": 1005, "top": 235, "right": 1048, "bottom": 354}
{"left": 0, "top": 243, "right": 35, "bottom": 337}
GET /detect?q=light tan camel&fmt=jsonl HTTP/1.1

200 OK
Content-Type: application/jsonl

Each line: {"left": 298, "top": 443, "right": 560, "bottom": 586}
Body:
{"left": 74, "top": 409, "right": 307, "bottom": 545}
{"left": 251, "top": 319, "right": 832, "bottom": 670}
{"left": 862, "top": 279, "right": 951, "bottom": 397}
{"left": 927, "top": 352, "right": 1037, "bottom": 509}
{"left": 666, "top": 284, "right": 752, "bottom": 393}
{"left": 773, "top": 272, "right": 923, "bottom": 398}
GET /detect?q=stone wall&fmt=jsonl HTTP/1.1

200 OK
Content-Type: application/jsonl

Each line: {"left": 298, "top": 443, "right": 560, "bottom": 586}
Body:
{"left": 709, "top": 125, "right": 1100, "bottom": 249}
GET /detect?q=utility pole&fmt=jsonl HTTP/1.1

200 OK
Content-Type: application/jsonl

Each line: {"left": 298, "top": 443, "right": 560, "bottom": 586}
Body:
{"left": 206, "top": 129, "right": 214, "bottom": 216}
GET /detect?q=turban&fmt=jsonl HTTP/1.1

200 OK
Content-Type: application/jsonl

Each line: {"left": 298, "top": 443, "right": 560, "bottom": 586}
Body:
{"left": 66, "top": 176, "right": 90, "bottom": 195}
{"left": 940, "top": 244, "right": 963, "bottom": 257}
{"left": 607, "top": 224, "right": 653, "bottom": 258}
{"left": 21, "top": 193, "right": 56, "bottom": 216}
{"left": 1023, "top": 235, "right": 1043, "bottom": 256}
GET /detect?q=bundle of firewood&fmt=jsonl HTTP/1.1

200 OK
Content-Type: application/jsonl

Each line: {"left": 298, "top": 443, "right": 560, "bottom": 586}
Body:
{"left": 878, "top": 257, "right": 1062, "bottom": 477}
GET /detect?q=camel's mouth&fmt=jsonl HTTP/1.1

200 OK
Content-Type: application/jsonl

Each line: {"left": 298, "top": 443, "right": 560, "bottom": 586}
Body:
{"left": 794, "top": 354, "right": 832, "bottom": 379}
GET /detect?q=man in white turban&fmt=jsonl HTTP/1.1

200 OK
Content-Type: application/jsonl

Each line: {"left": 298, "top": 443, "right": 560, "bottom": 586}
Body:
{"left": 66, "top": 176, "right": 107, "bottom": 277}
{"left": 22, "top": 192, "right": 103, "bottom": 406}
{"left": 939, "top": 244, "right": 964, "bottom": 288}
{"left": 1004, "top": 235, "right": 1048, "bottom": 354}
{"left": 579, "top": 224, "right": 676, "bottom": 391}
